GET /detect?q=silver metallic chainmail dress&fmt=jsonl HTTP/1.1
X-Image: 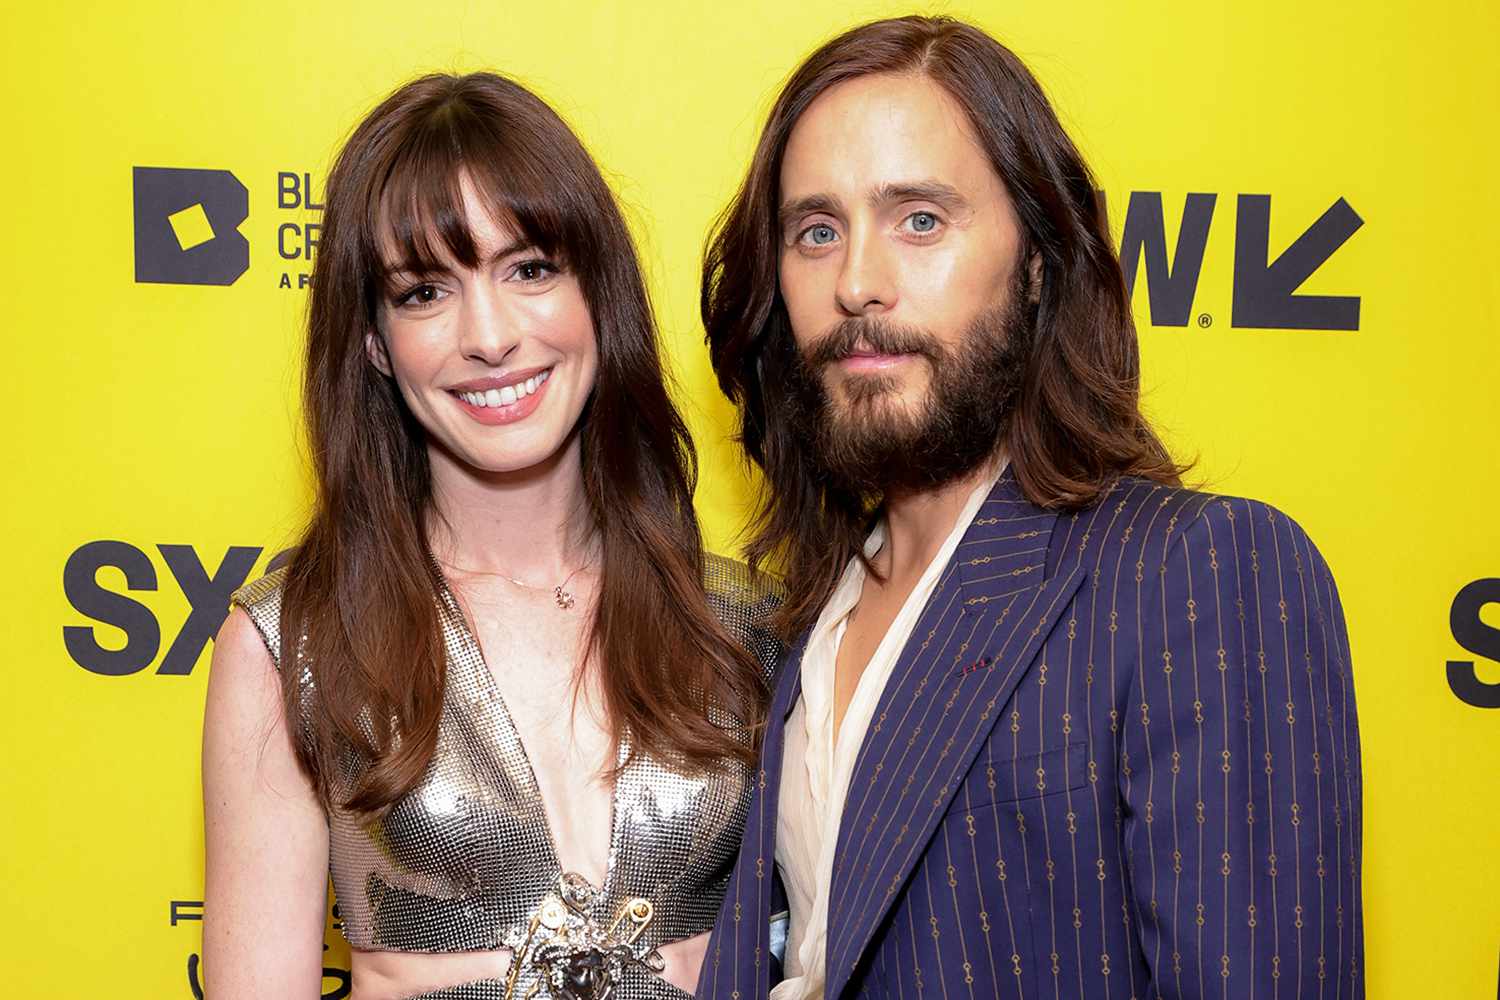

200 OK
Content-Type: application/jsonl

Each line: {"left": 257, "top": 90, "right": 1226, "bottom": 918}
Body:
{"left": 232, "top": 554, "right": 783, "bottom": 1000}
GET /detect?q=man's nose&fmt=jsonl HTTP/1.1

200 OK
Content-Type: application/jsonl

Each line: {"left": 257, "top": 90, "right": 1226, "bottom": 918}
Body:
{"left": 834, "top": 224, "right": 898, "bottom": 317}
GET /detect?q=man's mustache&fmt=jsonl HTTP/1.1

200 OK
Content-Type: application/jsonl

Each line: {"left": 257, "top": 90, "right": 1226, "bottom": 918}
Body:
{"left": 801, "top": 318, "right": 944, "bottom": 369}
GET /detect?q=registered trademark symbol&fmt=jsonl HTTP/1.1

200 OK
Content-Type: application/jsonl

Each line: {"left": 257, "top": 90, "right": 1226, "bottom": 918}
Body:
{"left": 1197, "top": 313, "right": 1213, "bottom": 328}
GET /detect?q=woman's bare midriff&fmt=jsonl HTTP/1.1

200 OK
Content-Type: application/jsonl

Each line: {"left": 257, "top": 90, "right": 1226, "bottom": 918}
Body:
{"left": 350, "top": 931, "right": 709, "bottom": 999}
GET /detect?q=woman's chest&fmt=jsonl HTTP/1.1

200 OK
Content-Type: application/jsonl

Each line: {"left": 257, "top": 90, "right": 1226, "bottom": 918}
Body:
{"left": 326, "top": 583, "right": 757, "bottom": 951}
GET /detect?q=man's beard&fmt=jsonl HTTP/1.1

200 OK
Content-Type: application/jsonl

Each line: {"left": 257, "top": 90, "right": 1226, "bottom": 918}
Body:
{"left": 783, "top": 275, "right": 1034, "bottom": 500}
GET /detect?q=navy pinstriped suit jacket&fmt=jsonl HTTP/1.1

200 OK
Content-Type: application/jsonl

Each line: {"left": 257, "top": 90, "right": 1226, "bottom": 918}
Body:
{"left": 697, "top": 469, "right": 1363, "bottom": 1000}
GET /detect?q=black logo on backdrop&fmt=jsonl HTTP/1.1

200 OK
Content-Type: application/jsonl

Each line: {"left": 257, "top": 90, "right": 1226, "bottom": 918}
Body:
{"left": 1447, "top": 578, "right": 1500, "bottom": 708}
{"left": 133, "top": 167, "right": 250, "bottom": 286}
{"left": 1117, "top": 192, "right": 1364, "bottom": 330}
{"left": 170, "top": 901, "right": 203, "bottom": 926}
{"left": 63, "top": 542, "right": 290, "bottom": 676}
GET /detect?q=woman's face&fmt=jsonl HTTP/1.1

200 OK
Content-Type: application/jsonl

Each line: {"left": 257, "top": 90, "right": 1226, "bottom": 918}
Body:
{"left": 368, "top": 174, "right": 598, "bottom": 477}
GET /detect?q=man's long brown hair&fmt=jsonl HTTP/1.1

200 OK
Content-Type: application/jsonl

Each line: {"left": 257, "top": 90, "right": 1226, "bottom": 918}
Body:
{"left": 702, "top": 16, "right": 1188, "bottom": 638}
{"left": 281, "top": 72, "right": 765, "bottom": 814}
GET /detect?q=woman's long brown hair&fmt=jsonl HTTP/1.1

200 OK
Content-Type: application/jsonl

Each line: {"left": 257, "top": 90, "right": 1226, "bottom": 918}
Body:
{"left": 703, "top": 15, "right": 1189, "bottom": 638}
{"left": 281, "top": 72, "right": 765, "bottom": 814}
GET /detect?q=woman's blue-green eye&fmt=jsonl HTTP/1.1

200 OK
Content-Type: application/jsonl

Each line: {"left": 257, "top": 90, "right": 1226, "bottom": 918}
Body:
{"left": 909, "top": 212, "right": 938, "bottom": 233}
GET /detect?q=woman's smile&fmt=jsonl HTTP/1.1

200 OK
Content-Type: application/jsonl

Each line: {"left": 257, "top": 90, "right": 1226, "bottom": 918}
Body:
{"left": 447, "top": 367, "right": 554, "bottom": 425}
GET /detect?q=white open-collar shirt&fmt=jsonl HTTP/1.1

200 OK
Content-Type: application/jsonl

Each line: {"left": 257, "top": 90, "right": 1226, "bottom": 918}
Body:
{"left": 771, "top": 463, "right": 1004, "bottom": 999}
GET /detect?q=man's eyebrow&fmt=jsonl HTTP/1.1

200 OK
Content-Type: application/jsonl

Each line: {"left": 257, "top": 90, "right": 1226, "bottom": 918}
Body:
{"left": 778, "top": 193, "right": 843, "bottom": 229}
{"left": 777, "top": 183, "right": 969, "bottom": 229}
{"left": 870, "top": 180, "right": 968, "bottom": 209}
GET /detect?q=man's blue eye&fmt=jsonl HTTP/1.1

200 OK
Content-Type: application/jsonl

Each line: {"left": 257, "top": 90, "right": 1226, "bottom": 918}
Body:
{"left": 910, "top": 212, "right": 938, "bottom": 233}
{"left": 808, "top": 225, "right": 836, "bottom": 245}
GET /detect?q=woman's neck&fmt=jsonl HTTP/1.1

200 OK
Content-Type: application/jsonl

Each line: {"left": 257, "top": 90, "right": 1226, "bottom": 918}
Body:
{"left": 425, "top": 432, "right": 597, "bottom": 583}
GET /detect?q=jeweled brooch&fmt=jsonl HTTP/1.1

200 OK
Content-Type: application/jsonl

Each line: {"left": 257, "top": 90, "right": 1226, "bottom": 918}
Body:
{"left": 502, "top": 872, "right": 662, "bottom": 1000}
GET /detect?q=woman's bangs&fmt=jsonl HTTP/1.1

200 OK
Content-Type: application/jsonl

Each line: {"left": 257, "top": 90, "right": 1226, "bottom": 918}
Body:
{"left": 372, "top": 110, "right": 581, "bottom": 287}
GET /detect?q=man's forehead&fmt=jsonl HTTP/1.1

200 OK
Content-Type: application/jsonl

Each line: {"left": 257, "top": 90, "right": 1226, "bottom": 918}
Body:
{"left": 779, "top": 72, "right": 993, "bottom": 202}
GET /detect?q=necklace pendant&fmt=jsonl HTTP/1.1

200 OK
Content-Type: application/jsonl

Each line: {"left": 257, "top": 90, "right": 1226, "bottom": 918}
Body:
{"left": 554, "top": 585, "right": 576, "bottom": 611}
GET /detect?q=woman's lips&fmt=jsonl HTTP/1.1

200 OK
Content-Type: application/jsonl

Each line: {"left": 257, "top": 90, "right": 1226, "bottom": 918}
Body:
{"left": 448, "top": 368, "right": 553, "bottom": 425}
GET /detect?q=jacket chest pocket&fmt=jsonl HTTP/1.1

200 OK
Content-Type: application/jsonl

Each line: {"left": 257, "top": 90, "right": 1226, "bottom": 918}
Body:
{"left": 943, "top": 741, "right": 1088, "bottom": 818}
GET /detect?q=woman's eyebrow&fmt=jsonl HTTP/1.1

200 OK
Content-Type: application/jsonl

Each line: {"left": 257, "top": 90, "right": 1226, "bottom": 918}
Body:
{"left": 380, "top": 237, "right": 535, "bottom": 281}
{"left": 482, "top": 237, "right": 534, "bottom": 265}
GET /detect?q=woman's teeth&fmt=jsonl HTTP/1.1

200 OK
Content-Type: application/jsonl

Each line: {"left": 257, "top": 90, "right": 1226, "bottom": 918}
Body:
{"left": 456, "top": 370, "right": 550, "bottom": 408}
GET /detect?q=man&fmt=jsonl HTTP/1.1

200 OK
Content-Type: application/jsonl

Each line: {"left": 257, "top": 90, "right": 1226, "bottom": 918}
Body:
{"left": 697, "top": 15, "right": 1363, "bottom": 1000}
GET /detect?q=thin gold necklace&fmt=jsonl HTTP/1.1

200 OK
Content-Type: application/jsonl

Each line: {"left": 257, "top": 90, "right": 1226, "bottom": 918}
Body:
{"left": 440, "top": 560, "right": 593, "bottom": 611}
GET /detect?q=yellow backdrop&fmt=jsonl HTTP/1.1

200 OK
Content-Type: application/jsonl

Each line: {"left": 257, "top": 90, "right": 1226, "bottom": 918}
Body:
{"left": 4, "top": 1, "right": 1496, "bottom": 996}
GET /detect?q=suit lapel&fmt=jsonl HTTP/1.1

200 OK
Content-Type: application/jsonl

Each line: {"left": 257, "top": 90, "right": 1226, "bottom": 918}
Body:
{"left": 714, "top": 629, "right": 806, "bottom": 996}
{"left": 823, "top": 470, "right": 1086, "bottom": 998}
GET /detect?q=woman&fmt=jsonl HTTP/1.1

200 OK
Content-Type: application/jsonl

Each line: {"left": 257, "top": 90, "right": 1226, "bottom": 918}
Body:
{"left": 202, "top": 73, "right": 781, "bottom": 1000}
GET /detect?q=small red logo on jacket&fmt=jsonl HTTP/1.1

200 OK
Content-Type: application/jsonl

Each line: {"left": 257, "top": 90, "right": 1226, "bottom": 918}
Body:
{"left": 956, "top": 655, "right": 993, "bottom": 677}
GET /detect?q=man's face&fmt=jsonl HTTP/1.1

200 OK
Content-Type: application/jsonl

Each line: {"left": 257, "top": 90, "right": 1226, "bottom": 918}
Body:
{"left": 776, "top": 71, "right": 1032, "bottom": 493}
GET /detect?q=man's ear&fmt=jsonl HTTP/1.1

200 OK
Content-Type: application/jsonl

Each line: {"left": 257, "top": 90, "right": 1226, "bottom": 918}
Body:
{"left": 1026, "top": 250, "right": 1043, "bottom": 306}
{"left": 365, "top": 329, "right": 393, "bottom": 377}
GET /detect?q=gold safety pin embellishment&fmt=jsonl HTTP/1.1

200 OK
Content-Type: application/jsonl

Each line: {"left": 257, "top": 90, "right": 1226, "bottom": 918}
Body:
{"left": 503, "top": 872, "right": 664, "bottom": 1000}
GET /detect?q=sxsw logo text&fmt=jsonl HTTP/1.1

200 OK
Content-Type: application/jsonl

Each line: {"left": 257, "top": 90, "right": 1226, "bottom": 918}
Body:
{"left": 1115, "top": 192, "right": 1364, "bottom": 331}
{"left": 133, "top": 167, "right": 249, "bottom": 286}
{"left": 63, "top": 541, "right": 290, "bottom": 676}
{"left": 1447, "top": 578, "right": 1500, "bottom": 709}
